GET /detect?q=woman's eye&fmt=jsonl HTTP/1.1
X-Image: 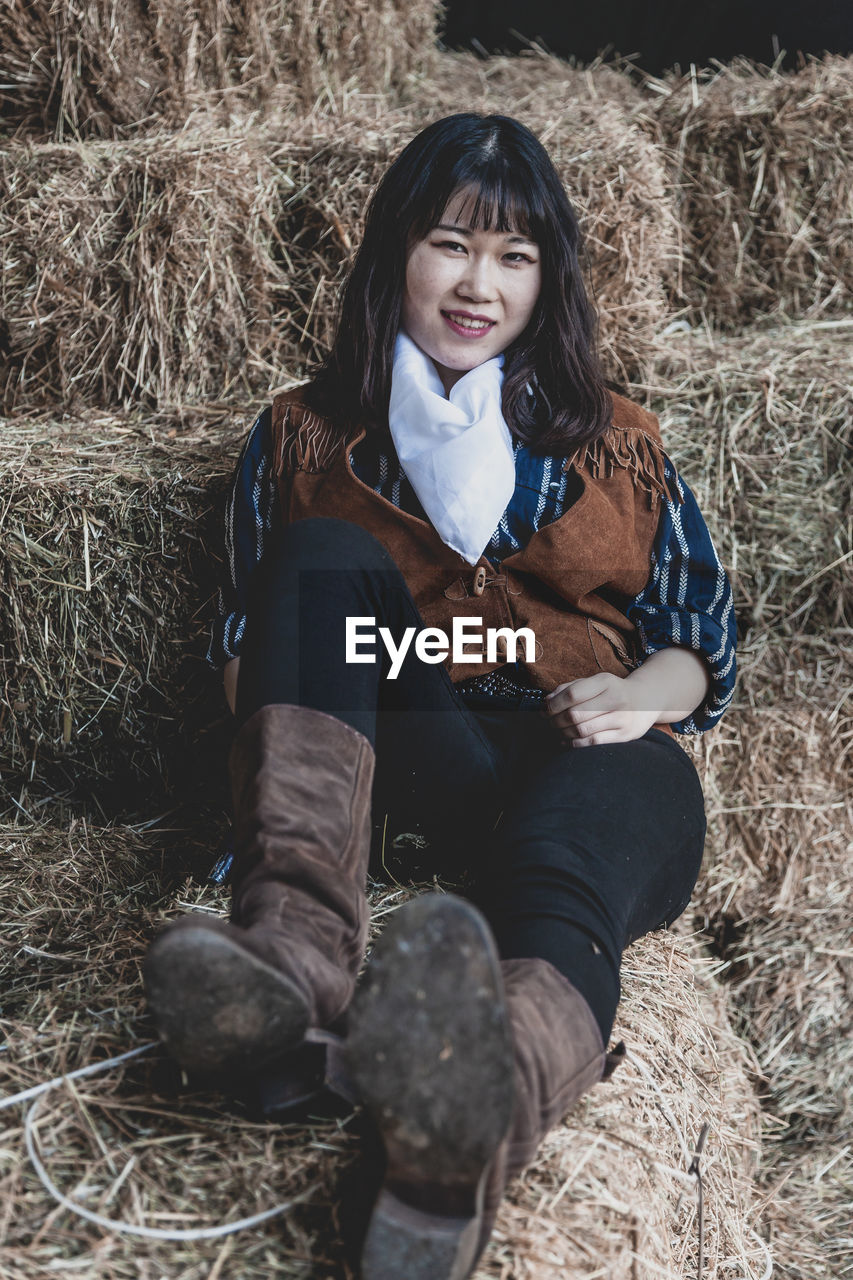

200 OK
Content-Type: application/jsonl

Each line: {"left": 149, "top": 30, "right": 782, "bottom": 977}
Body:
{"left": 504, "top": 252, "right": 535, "bottom": 264}
{"left": 436, "top": 239, "right": 466, "bottom": 252}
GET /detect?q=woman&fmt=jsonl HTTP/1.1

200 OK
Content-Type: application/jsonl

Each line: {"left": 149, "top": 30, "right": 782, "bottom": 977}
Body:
{"left": 145, "top": 114, "right": 735, "bottom": 1278}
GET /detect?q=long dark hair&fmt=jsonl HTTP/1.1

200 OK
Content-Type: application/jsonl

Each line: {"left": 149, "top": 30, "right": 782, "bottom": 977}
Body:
{"left": 308, "top": 113, "right": 611, "bottom": 451}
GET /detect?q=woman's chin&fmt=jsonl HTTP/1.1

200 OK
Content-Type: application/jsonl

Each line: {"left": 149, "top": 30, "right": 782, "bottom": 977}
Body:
{"left": 431, "top": 356, "right": 485, "bottom": 393}
{"left": 434, "top": 349, "right": 500, "bottom": 380}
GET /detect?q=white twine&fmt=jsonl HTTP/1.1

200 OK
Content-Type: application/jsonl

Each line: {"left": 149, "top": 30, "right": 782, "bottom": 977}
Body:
{"left": 0, "top": 1042, "right": 157, "bottom": 1111}
{"left": 7, "top": 1041, "right": 314, "bottom": 1241}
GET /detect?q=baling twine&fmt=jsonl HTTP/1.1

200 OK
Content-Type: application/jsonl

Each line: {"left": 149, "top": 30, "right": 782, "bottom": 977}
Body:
{"left": 2, "top": 1042, "right": 315, "bottom": 1240}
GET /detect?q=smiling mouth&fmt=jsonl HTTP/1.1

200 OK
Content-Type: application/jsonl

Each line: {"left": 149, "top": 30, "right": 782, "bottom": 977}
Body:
{"left": 441, "top": 311, "right": 496, "bottom": 336}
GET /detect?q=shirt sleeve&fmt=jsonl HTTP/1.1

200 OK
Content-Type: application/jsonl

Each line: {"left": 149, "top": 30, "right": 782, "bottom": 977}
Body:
{"left": 627, "top": 459, "right": 737, "bottom": 734}
{"left": 206, "top": 405, "right": 278, "bottom": 669}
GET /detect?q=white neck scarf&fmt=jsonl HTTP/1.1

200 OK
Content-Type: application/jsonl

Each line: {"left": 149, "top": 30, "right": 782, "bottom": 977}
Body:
{"left": 388, "top": 331, "right": 516, "bottom": 565}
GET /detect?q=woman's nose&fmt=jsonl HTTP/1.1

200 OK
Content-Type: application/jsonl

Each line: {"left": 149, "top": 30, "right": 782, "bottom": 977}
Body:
{"left": 456, "top": 254, "right": 497, "bottom": 302}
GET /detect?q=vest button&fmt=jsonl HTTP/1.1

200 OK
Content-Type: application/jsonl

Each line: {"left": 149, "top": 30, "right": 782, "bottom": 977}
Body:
{"left": 472, "top": 566, "right": 487, "bottom": 596}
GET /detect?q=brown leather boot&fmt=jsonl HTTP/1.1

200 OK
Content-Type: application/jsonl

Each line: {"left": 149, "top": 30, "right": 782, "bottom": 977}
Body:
{"left": 475, "top": 958, "right": 619, "bottom": 1265}
{"left": 346, "top": 893, "right": 515, "bottom": 1280}
{"left": 144, "top": 704, "right": 375, "bottom": 1079}
{"left": 345, "top": 896, "right": 613, "bottom": 1280}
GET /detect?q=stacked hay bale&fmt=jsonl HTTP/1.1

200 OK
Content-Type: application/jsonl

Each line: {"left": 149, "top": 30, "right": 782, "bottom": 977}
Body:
{"left": 0, "top": 0, "right": 442, "bottom": 137}
{"left": 646, "top": 321, "right": 852, "bottom": 1278}
{"left": 256, "top": 54, "right": 678, "bottom": 384}
{"left": 651, "top": 322, "right": 851, "bottom": 1122}
{"left": 638, "top": 97, "right": 852, "bottom": 1274}
{"left": 0, "top": 132, "right": 296, "bottom": 412}
{"left": 0, "top": 412, "right": 243, "bottom": 817}
{"left": 487, "top": 936, "right": 767, "bottom": 1277}
{"left": 647, "top": 56, "right": 853, "bottom": 325}
{"left": 649, "top": 323, "right": 851, "bottom": 636}
{"left": 0, "top": 824, "right": 766, "bottom": 1278}
{"left": 640, "top": 88, "right": 853, "bottom": 1264}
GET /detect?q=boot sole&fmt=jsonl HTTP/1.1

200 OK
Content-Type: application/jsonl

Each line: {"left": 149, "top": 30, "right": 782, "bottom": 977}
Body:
{"left": 144, "top": 922, "right": 310, "bottom": 1077}
{"left": 361, "top": 1189, "right": 483, "bottom": 1280}
{"left": 345, "top": 894, "right": 515, "bottom": 1280}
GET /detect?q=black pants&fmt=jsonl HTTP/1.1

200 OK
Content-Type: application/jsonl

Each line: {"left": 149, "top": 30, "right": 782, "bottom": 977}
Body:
{"left": 236, "top": 518, "right": 706, "bottom": 1042}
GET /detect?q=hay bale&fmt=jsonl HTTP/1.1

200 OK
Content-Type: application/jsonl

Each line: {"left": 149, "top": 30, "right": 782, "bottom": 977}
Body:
{"left": 0, "top": 0, "right": 441, "bottom": 139}
{"left": 0, "top": 822, "right": 769, "bottom": 1277}
{"left": 763, "top": 1144, "right": 853, "bottom": 1279}
{"left": 0, "top": 410, "right": 243, "bottom": 819}
{"left": 692, "top": 662, "right": 852, "bottom": 1139}
{"left": 648, "top": 322, "right": 853, "bottom": 639}
{"left": 2, "top": 67, "right": 679, "bottom": 411}
{"left": 642, "top": 325, "right": 852, "bottom": 1137}
{"left": 0, "top": 129, "right": 297, "bottom": 413}
{"left": 648, "top": 56, "right": 853, "bottom": 325}
{"left": 0, "top": 0, "right": 161, "bottom": 141}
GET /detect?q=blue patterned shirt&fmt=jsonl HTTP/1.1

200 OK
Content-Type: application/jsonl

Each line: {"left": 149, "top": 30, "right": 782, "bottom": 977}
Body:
{"left": 208, "top": 406, "right": 737, "bottom": 733}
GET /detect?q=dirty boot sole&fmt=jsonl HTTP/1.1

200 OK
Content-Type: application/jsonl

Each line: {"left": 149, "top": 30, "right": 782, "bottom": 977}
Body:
{"left": 345, "top": 893, "right": 515, "bottom": 1280}
{"left": 144, "top": 919, "right": 310, "bottom": 1078}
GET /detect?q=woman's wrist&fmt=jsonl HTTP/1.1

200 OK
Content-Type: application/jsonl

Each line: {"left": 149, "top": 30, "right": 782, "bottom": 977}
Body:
{"left": 625, "top": 647, "right": 711, "bottom": 725}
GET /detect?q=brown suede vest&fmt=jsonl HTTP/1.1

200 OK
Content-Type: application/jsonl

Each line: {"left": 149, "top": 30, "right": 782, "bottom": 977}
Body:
{"left": 270, "top": 388, "right": 679, "bottom": 734}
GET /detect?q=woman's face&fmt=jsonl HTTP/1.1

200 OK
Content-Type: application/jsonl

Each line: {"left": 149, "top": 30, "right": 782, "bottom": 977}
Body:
{"left": 401, "top": 189, "right": 542, "bottom": 395}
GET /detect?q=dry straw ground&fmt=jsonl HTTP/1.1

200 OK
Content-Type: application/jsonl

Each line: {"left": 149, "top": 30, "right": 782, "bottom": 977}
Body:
{"left": 1, "top": 23, "right": 852, "bottom": 1280}
{"left": 0, "top": 825, "right": 767, "bottom": 1280}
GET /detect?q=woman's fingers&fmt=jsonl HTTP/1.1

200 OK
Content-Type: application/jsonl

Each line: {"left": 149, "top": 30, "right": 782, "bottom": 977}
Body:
{"left": 544, "top": 675, "right": 656, "bottom": 746}
{"left": 552, "top": 701, "right": 616, "bottom": 734}
{"left": 571, "top": 730, "right": 628, "bottom": 748}
{"left": 547, "top": 675, "right": 628, "bottom": 730}
{"left": 557, "top": 709, "right": 624, "bottom": 741}
{"left": 544, "top": 673, "right": 618, "bottom": 719}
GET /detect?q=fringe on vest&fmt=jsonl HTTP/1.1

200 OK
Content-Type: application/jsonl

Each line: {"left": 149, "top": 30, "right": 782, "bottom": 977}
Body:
{"left": 565, "top": 426, "right": 682, "bottom": 505}
{"left": 273, "top": 392, "right": 682, "bottom": 506}
{"left": 273, "top": 401, "right": 347, "bottom": 477}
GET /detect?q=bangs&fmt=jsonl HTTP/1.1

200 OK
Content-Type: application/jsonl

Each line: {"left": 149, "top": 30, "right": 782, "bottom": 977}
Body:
{"left": 414, "top": 160, "right": 545, "bottom": 243}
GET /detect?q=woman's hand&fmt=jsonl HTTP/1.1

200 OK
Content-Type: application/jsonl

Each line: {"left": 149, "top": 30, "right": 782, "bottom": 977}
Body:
{"left": 543, "top": 648, "right": 711, "bottom": 747}
{"left": 544, "top": 672, "right": 659, "bottom": 747}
